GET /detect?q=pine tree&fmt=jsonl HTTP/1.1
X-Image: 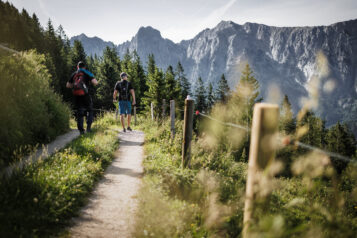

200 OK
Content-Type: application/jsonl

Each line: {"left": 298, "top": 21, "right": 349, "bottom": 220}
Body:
{"left": 147, "top": 54, "right": 156, "bottom": 76}
{"left": 195, "top": 77, "right": 207, "bottom": 112}
{"left": 235, "top": 64, "right": 260, "bottom": 125}
{"left": 70, "top": 40, "right": 87, "bottom": 71}
{"left": 45, "top": 20, "right": 71, "bottom": 95}
{"left": 326, "top": 123, "right": 356, "bottom": 172}
{"left": 165, "top": 65, "right": 180, "bottom": 102}
{"left": 176, "top": 62, "right": 190, "bottom": 100}
{"left": 297, "top": 111, "right": 326, "bottom": 149}
{"left": 215, "top": 74, "right": 230, "bottom": 103}
{"left": 131, "top": 50, "right": 146, "bottom": 107}
{"left": 207, "top": 82, "right": 215, "bottom": 110}
{"left": 280, "top": 95, "right": 296, "bottom": 134}
{"left": 96, "top": 46, "right": 121, "bottom": 109}
{"left": 175, "top": 62, "right": 190, "bottom": 114}
{"left": 144, "top": 67, "right": 165, "bottom": 116}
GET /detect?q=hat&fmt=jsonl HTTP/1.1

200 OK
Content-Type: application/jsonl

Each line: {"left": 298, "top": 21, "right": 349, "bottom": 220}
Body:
{"left": 120, "top": 72, "right": 128, "bottom": 78}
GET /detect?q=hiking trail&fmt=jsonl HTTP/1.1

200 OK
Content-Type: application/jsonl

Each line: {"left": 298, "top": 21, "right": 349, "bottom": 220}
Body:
{"left": 70, "top": 130, "right": 144, "bottom": 238}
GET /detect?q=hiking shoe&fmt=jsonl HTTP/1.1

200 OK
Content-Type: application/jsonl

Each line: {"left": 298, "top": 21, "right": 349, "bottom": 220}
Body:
{"left": 86, "top": 128, "right": 92, "bottom": 133}
{"left": 127, "top": 127, "right": 132, "bottom": 131}
{"left": 123, "top": 128, "right": 126, "bottom": 133}
{"left": 80, "top": 130, "right": 85, "bottom": 135}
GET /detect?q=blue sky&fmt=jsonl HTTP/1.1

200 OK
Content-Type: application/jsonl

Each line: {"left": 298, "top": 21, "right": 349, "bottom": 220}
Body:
{"left": 6, "top": 0, "right": 357, "bottom": 44}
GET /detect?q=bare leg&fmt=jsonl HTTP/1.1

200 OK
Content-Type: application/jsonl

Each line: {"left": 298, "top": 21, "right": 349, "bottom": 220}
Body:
{"left": 127, "top": 114, "right": 131, "bottom": 128}
{"left": 120, "top": 114, "right": 125, "bottom": 129}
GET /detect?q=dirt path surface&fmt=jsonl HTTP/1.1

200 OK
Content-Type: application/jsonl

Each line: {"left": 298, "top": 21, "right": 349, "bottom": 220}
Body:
{"left": 70, "top": 130, "right": 144, "bottom": 238}
{"left": 1, "top": 129, "right": 79, "bottom": 178}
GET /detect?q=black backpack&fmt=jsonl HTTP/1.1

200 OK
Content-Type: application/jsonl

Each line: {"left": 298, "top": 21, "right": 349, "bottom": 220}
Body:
{"left": 119, "top": 81, "right": 129, "bottom": 100}
{"left": 72, "top": 71, "right": 88, "bottom": 96}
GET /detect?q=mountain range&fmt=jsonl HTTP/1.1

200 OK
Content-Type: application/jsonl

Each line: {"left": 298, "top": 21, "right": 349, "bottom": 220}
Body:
{"left": 70, "top": 19, "right": 357, "bottom": 131}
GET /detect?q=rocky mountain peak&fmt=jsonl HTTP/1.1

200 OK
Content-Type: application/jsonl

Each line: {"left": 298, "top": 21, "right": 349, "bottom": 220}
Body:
{"left": 136, "top": 26, "right": 162, "bottom": 39}
{"left": 71, "top": 19, "right": 357, "bottom": 132}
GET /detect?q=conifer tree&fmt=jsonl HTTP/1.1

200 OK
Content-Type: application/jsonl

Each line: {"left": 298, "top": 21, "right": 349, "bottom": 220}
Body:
{"left": 175, "top": 62, "right": 191, "bottom": 114}
{"left": 131, "top": 50, "right": 146, "bottom": 106}
{"left": 195, "top": 77, "right": 207, "bottom": 112}
{"left": 144, "top": 67, "right": 165, "bottom": 116}
{"left": 215, "top": 74, "right": 230, "bottom": 103}
{"left": 207, "top": 82, "right": 215, "bottom": 110}
{"left": 326, "top": 123, "right": 356, "bottom": 156}
{"left": 176, "top": 62, "right": 190, "bottom": 100}
{"left": 235, "top": 64, "right": 260, "bottom": 125}
{"left": 147, "top": 54, "right": 156, "bottom": 76}
{"left": 96, "top": 46, "right": 121, "bottom": 109}
{"left": 280, "top": 95, "right": 296, "bottom": 134}
{"left": 297, "top": 111, "right": 326, "bottom": 149}
{"left": 165, "top": 65, "right": 181, "bottom": 102}
{"left": 70, "top": 40, "right": 87, "bottom": 71}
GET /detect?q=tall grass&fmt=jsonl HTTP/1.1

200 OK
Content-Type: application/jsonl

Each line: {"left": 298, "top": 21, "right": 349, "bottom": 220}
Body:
{"left": 134, "top": 109, "right": 357, "bottom": 237}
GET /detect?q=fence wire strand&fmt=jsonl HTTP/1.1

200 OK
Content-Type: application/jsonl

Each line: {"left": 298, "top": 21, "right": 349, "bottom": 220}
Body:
{"left": 195, "top": 111, "right": 355, "bottom": 164}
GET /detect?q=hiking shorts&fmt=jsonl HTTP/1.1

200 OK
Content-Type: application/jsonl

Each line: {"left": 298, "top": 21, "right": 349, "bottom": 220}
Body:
{"left": 119, "top": 101, "right": 131, "bottom": 115}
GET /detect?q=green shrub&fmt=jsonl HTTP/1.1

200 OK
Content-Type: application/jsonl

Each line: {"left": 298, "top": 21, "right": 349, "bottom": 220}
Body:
{"left": 0, "top": 51, "right": 71, "bottom": 166}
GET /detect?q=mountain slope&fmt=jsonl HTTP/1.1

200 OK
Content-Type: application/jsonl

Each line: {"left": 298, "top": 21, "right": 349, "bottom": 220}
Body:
{"left": 70, "top": 34, "right": 115, "bottom": 57}
{"left": 70, "top": 19, "right": 357, "bottom": 130}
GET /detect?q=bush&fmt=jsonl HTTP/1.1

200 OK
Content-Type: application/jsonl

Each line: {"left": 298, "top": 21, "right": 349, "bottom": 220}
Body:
{"left": 0, "top": 51, "right": 71, "bottom": 166}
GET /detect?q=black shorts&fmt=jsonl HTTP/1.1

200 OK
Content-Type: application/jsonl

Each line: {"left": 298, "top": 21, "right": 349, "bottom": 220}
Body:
{"left": 74, "top": 95, "right": 92, "bottom": 111}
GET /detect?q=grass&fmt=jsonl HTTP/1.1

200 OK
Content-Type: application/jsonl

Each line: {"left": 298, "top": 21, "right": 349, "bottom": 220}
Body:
{"left": 133, "top": 115, "right": 357, "bottom": 238}
{"left": 0, "top": 112, "right": 120, "bottom": 237}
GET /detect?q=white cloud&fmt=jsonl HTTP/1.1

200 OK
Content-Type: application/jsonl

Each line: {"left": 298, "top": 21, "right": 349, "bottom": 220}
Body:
{"left": 198, "top": 0, "right": 238, "bottom": 29}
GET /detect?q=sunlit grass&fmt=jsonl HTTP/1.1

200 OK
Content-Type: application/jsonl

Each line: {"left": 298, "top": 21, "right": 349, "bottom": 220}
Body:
{"left": 0, "top": 112, "right": 119, "bottom": 237}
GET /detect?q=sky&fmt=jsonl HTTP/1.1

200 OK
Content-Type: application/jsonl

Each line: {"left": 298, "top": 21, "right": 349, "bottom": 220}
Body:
{"left": 6, "top": 0, "right": 357, "bottom": 44}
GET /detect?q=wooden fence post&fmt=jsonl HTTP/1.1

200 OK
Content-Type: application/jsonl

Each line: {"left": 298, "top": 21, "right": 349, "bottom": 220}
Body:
{"left": 134, "top": 106, "right": 137, "bottom": 126}
{"left": 170, "top": 100, "right": 175, "bottom": 140}
{"left": 151, "top": 102, "right": 154, "bottom": 121}
{"left": 182, "top": 97, "right": 194, "bottom": 168}
{"left": 162, "top": 99, "right": 166, "bottom": 118}
{"left": 243, "top": 103, "right": 279, "bottom": 238}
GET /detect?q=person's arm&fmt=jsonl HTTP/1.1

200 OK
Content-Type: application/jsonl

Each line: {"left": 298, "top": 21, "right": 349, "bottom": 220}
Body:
{"left": 130, "top": 89, "right": 136, "bottom": 105}
{"left": 67, "top": 72, "right": 74, "bottom": 88}
{"left": 113, "top": 89, "right": 118, "bottom": 102}
{"left": 66, "top": 82, "right": 73, "bottom": 88}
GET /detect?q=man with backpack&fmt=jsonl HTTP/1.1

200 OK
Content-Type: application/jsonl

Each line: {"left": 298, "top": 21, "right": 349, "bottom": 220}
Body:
{"left": 66, "top": 61, "right": 98, "bottom": 134}
{"left": 113, "top": 72, "right": 136, "bottom": 132}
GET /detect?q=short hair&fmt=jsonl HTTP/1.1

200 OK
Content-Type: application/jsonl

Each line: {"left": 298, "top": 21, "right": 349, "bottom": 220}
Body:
{"left": 120, "top": 72, "right": 128, "bottom": 78}
{"left": 77, "top": 61, "right": 85, "bottom": 68}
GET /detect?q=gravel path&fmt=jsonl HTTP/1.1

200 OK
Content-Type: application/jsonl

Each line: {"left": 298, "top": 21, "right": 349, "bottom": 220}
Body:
{"left": 70, "top": 130, "right": 144, "bottom": 238}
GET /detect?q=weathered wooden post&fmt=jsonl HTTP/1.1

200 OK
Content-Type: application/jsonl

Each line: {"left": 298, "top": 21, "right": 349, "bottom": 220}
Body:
{"left": 182, "top": 96, "right": 194, "bottom": 168}
{"left": 151, "top": 102, "right": 154, "bottom": 121}
{"left": 162, "top": 99, "right": 166, "bottom": 118}
{"left": 134, "top": 106, "right": 137, "bottom": 126}
{"left": 243, "top": 103, "right": 279, "bottom": 238}
{"left": 170, "top": 100, "right": 175, "bottom": 140}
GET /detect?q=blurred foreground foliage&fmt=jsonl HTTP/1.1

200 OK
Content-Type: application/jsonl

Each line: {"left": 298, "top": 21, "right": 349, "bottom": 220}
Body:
{"left": 134, "top": 89, "right": 357, "bottom": 237}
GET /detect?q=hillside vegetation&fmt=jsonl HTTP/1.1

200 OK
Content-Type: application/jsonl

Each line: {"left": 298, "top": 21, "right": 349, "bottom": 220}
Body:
{"left": 0, "top": 51, "right": 70, "bottom": 166}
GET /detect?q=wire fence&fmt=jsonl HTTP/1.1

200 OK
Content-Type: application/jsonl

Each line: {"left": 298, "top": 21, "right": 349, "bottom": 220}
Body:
{"left": 148, "top": 101, "right": 355, "bottom": 165}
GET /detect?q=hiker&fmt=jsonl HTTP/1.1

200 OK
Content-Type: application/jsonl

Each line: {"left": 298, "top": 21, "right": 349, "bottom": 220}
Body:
{"left": 113, "top": 72, "right": 136, "bottom": 132}
{"left": 66, "top": 61, "right": 98, "bottom": 134}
